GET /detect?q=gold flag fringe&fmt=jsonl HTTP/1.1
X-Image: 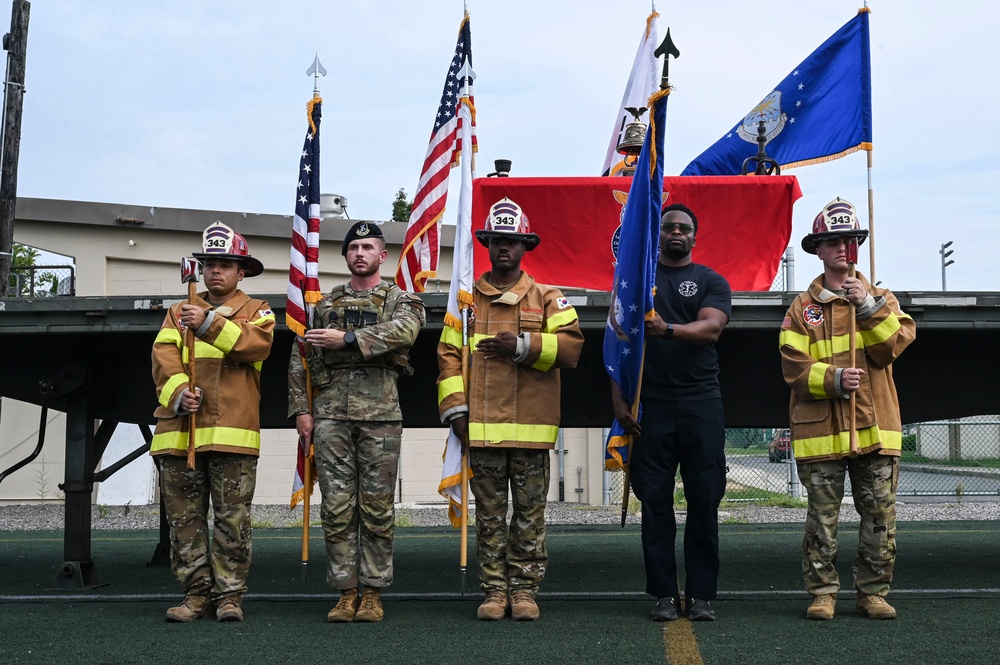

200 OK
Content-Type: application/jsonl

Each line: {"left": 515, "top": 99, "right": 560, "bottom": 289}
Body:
{"left": 780, "top": 142, "right": 872, "bottom": 172}
{"left": 646, "top": 88, "right": 671, "bottom": 179}
{"left": 645, "top": 10, "right": 660, "bottom": 40}
{"left": 306, "top": 96, "right": 321, "bottom": 135}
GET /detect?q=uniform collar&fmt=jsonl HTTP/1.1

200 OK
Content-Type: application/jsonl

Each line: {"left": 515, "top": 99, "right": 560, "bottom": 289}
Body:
{"left": 476, "top": 271, "right": 534, "bottom": 303}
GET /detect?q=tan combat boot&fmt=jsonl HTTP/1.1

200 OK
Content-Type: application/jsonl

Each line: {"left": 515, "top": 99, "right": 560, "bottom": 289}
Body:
{"left": 476, "top": 590, "right": 508, "bottom": 621}
{"left": 856, "top": 593, "right": 897, "bottom": 620}
{"left": 354, "top": 587, "right": 384, "bottom": 623}
{"left": 806, "top": 594, "right": 836, "bottom": 620}
{"left": 165, "top": 594, "right": 213, "bottom": 622}
{"left": 510, "top": 590, "right": 540, "bottom": 621}
{"left": 216, "top": 595, "right": 244, "bottom": 622}
{"left": 326, "top": 587, "right": 360, "bottom": 623}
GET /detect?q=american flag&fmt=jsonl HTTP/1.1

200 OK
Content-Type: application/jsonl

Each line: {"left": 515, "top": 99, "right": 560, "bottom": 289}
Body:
{"left": 395, "top": 14, "right": 476, "bottom": 292}
{"left": 286, "top": 96, "right": 321, "bottom": 509}
{"left": 286, "top": 97, "right": 322, "bottom": 338}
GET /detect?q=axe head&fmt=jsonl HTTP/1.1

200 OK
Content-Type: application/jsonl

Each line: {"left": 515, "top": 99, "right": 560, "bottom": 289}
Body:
{"left": 181, "top": 257, "right": 201, "bottom": 283}
{"left": 846, "top": 238, "right": 858, "bottom": 265}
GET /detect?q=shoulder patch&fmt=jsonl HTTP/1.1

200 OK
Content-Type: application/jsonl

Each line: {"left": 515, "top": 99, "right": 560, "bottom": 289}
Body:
{"left": 258, "top": 308, "right": 273, "bottom": 318}
{"left": 556, "top": 297, "right": 570, "bottom": 309}
{"left": 781, "top": 316, "right": 791, "bottom": 329}
{"left": 803, "top": 303, "right": 824, "bottom": 327}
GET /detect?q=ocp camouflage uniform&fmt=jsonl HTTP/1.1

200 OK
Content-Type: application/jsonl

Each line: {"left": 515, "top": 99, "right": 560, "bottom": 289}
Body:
{"left": 288, "top": 281, "right": 424, "bottom": 590}
{"left": 780, "top": 272, "right": 914, "bottom": 598}
{"left": 800, "top": 455, "right": 897, "bottom": 596}
{"left": 150, "top": 291, "right": 274, "bottom": 604}
{"left": 437, "top": 271, "right": 583, "bottom": 596}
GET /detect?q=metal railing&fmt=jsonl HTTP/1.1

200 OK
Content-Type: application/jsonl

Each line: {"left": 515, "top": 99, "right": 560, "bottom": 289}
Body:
{"left": 6, "top": 265, "right": 76, "bottom": 297}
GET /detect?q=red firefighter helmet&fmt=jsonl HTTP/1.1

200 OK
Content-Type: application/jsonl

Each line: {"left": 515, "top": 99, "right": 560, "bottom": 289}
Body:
{"left": 475, "top": 197, "right": 541, "bottom": 251}
{"left": 192, "top": 221, "right": 264, "bottom": 277}
{"left": 801, "top": 197, "right": 869, "bottom": 255}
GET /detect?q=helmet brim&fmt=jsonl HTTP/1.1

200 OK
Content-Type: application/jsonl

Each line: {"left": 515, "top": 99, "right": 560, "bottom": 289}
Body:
{"left": 192, "top": 253, "right": 264, "bottom": 278}
{"left": 474, "top": 230, "right": 540, "bottom": 251}
{"left": 801, "top": 230, "right": 869, "bottom": 255}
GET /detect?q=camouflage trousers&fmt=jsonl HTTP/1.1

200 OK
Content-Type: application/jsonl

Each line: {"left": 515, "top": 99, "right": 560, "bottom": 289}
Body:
{"left": 798, "top": 453, "right": 898, "bottom": 596}
{"left": 159, "top": 453, "right": 256, "bottom": 600}
{"left": 469, "top": 447, "right": 550, "bottom": 595}
{"left": 313, "top": 418, "right": 401, "bottom": 590}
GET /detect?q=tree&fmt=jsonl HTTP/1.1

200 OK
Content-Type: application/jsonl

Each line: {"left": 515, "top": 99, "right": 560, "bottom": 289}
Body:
{"left": 12, "top": 242, "right": 39, "bottom": 267}
{"left": 391, "top": 188, "right": 413, "bottom": 223}
{"left": 8, "top": 243, "right": 59, "bottom": 297}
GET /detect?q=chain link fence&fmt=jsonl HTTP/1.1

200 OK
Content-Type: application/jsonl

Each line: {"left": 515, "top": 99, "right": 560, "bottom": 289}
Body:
{"left": 6, "top": 265, "right": 76, "bottom": 297}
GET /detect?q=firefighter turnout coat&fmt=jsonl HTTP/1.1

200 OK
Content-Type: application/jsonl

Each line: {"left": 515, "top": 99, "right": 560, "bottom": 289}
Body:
{"left": 437, "top": 271, "right": 584, "bottom": 449}
{"left": 151, "top": 290, "right": 275, "bottom": 457}
{"left": 779, "top": 273, "right": 915, "bottom": 462}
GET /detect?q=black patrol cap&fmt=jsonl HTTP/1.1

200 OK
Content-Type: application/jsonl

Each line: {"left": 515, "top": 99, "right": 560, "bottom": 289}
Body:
{"left": 342, "top": 221, "right": 384, "bottom": 256}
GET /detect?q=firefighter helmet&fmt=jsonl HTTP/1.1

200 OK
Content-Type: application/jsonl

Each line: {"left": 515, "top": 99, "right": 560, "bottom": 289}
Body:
{"left": 475, "top": 197, "right": 540, "bottom": 251}
{"left": 801, "top": 197, "right": 869, "bottom": 255}
{"left": 192, "top": 221, "right": 264, "bottom": 277}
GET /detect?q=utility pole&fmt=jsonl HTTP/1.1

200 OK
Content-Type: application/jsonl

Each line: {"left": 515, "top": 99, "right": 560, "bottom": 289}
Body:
{"left": 940, "top": 241, "right": 955, "bottom": 291}
{"left": 0, "top": 0, "right": 29, "bottom": 298}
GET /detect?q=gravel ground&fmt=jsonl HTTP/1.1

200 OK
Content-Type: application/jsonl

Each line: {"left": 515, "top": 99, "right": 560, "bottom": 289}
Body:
{"left": 2, "top": 500, "right": 1000, "bottom": 531}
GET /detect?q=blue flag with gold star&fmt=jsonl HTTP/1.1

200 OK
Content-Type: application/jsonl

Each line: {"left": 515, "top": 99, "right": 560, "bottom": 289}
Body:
{"left": 682, "top": 9, "right": 871, "bottom": 175}
{"left": 603, "top": 88, "right": 668, "bottom": 471}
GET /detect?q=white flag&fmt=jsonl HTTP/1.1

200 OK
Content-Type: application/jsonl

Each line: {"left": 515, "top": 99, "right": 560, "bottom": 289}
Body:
{"left": 601, "top": 10, "right": 660, "bottom": 176}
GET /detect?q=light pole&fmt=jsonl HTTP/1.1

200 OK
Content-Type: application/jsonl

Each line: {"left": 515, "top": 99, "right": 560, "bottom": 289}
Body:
{"left": 940, "top": 241, "right": 955, "bottom": 290}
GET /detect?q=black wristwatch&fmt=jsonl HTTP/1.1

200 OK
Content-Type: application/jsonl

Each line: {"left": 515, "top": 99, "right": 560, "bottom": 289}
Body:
{"left": 665, "top": 323, "right": 674, "bottom": 337}
{"left": 343, "top": 330, "right": 357, "bottom": 346}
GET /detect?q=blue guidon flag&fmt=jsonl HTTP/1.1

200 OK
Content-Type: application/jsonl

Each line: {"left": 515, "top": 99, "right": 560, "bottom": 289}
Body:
{"left": 603, "top": 86, "right": 669, "bottom": 471}
{"left": 682, "top": 8, "right": 872, "bottom": 175}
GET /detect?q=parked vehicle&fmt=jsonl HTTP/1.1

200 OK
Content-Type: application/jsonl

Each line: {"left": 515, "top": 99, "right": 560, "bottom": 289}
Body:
{"left": 768, "top": 428, "right": 791, "bottom": 462}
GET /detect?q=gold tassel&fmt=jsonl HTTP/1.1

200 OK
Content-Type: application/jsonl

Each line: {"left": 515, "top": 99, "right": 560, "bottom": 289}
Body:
{"left": 645, "top": 10, "right": 660, "bottom": 40}
{"left": 306, "top": 96, "right": 322, "bottom": 136}
{"left": 780, "top": 142, "right": 872, "bottom": 171}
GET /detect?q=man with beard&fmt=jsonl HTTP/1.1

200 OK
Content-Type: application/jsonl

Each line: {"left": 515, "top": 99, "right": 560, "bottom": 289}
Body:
{"left": 610, "top": 203, "right": 732, "bottom": 622}
{"left": 288, "top": 221, "right": 425, "bottom": 623}
{"left": 437, "top": 198, "right": 584, "bottom": 621}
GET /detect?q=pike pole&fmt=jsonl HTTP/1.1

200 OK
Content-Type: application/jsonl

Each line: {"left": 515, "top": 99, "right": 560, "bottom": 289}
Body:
{"left": 848, "top": 240, "right": 859, "bottom": 459}
{"left": 181, "top": 258, "right": 200, "bottom": 470}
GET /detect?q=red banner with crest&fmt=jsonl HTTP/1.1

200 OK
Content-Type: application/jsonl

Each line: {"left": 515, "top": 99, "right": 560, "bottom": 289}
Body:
{"left": 471, "top": 175, "right": 802, "bottom": 291}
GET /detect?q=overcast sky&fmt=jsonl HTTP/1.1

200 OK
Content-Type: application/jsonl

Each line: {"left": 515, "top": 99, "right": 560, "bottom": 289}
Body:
{"left": 14, "top": 1, "right": 999, "bottom": 291}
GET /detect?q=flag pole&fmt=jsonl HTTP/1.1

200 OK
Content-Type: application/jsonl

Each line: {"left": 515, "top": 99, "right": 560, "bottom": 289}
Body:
{"left": 298, "top": 281, "right": 315, "bottom": 588}
{"left": 459, "top": 307, "right": 470, "bottom": 594}
{"left": 866, "top": 148, "right": 876, "bottom": 283}
{"left": 848, "top": 241, "right": 860, "bottom": 458}
{"left": 620, "top": 29, "right": 678, "bottom": 528}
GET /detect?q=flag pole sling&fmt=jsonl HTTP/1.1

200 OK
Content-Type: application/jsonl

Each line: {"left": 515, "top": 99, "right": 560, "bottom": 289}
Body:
{"left": 621, "top": 343, "right": 646, "bottom": 527}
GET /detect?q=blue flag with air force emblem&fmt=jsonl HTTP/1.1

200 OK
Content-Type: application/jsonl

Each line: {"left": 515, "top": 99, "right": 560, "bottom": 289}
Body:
{"left": 682, "top": 9, "right": 871, "bottom": 175}
{"left": 602, "top": 89, "right": 667, "bottom": 471}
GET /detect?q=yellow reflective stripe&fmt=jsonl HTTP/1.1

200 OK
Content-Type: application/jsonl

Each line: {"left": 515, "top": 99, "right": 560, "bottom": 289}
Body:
{"left": 215, "top": 319, "right": 241, "bottom": 354}
{"left": 544, "top": 308, "right": 578, "bottom": 333}
{"left": 194, "top": 340, "right": 224, "bottom": 359}
{"left": 252, "top": 361, "right": 263, "bottom": 371}
{"left": 531, "top": 333, "right": 558, "bottom": 371}
{"left": 808, "top": 363, "right": 830, "bottom": 400}
{"left": 469, "top": 422, "right": 559, "bottom": 445}
{"left": 438, "top": 375, "right": 466, "bottom": 405}
{"left": 155, "top": 328, "right": 182, "bottom": 346}
{"left": 159, "top": 373, "right": 190, "bottom": 409}
{"left": 793, "top": 426, "right": 901, "bottom": 458}
{"left": 439, "top": 325, "right": 462, "bottom": 347}
{"left": 150, "top": 426, "right": 261, "bottom": 453}
{"left": 253, "top": 313, "right": 276, "bottom": 327}
{"left": 469, "top": 334, "right": 489, "bottom": 354}
{"left": 859, "top": 314, "right": 901, "bottom": 347}
{"left": 778, "top": 329, "right": 809, "bottom": 353}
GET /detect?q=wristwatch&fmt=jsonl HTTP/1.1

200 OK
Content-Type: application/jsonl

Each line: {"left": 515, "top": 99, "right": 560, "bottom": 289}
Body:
{"left": 343, "top": 330, "right": 357, "bottom": 346}
{"left": 666, "top": 323, "right": 674, "bottom": 337}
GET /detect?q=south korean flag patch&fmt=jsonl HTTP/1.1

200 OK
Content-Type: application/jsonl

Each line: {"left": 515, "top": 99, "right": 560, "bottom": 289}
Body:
{"left": 556, "top": 297, "right": 570, "bottom": 309}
